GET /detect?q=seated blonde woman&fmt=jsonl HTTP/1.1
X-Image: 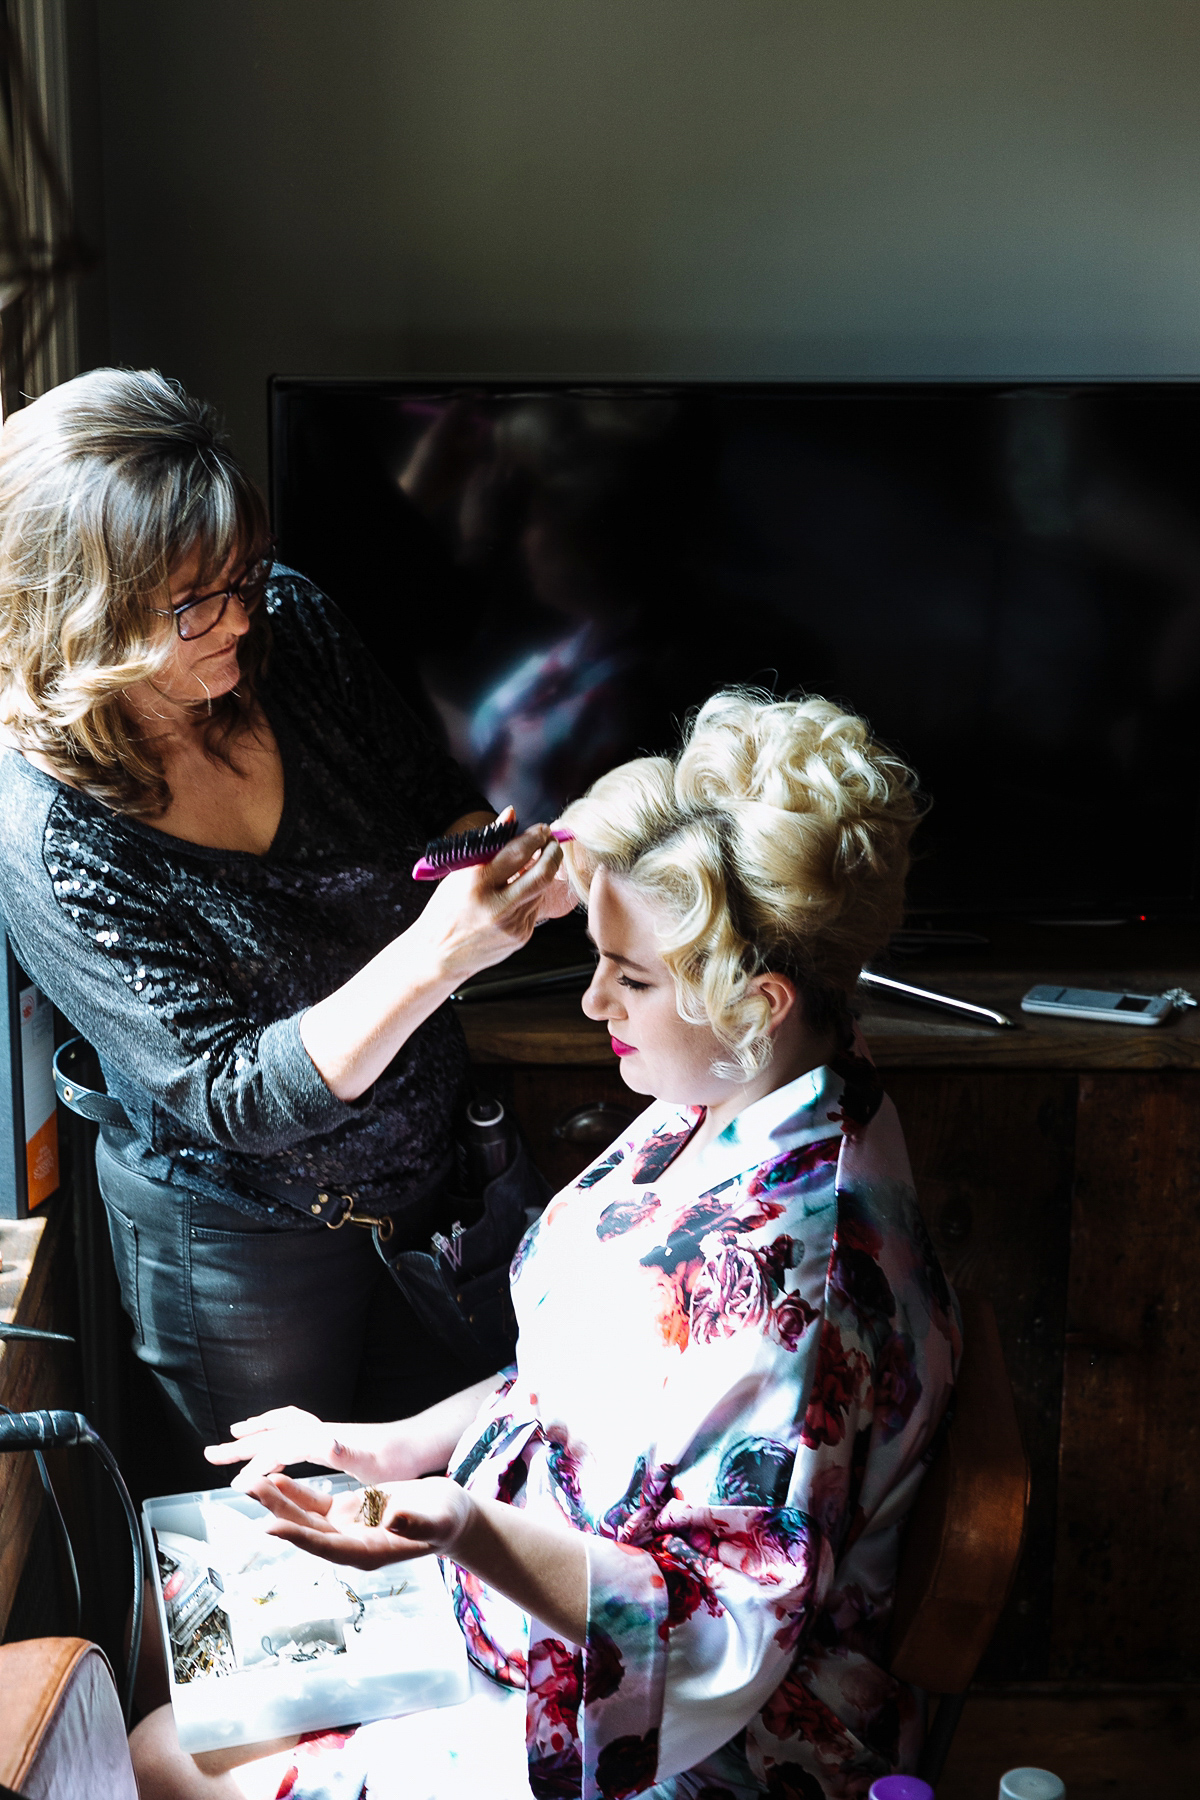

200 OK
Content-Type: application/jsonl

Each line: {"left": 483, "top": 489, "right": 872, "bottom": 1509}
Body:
{"left": 132, "top": 692, "right": 961, "bottom": 1800}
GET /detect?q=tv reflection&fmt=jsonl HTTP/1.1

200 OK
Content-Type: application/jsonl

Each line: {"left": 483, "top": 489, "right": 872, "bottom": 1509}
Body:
{"left": 392, "top": 394, "right": 813, "bottom": 823}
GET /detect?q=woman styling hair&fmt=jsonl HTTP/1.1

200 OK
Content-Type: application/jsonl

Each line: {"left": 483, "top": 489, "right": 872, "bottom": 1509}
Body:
{"left": 0, "top": 368, "right": 570, "bottom": 1473}
{"left": 135, "top": 691, "right": 960, "bottom": 1800}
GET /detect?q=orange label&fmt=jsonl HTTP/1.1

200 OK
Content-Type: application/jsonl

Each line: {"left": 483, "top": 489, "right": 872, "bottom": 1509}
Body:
{"left": 26, "top": 1111, "right": 60, "bottom": 1209}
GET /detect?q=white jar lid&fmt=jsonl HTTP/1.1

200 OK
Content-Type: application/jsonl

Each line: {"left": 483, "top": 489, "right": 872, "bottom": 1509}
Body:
{"left": 1000, "top": 1771, "right": 1065, "bottom": 1800}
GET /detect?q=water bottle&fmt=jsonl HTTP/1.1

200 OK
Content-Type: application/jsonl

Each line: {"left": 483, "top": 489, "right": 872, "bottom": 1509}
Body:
{"left": 999, "top": 1773, "right": 1065, "bottom": 1800}
{"left": 868, "top": 1778, "right": 935, "bottom": 1800}
{"left": 457, "top": 1095, "right": 512, "bottom": 1193}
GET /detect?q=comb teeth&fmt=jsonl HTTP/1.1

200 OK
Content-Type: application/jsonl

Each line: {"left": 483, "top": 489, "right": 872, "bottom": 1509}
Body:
{"left": 412, "top": 816, "right": 520, "bottom": 880}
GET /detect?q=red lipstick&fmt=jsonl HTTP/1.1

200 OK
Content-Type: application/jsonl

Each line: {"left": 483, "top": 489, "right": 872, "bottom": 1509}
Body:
{"left": 610, "top": 1036, "right": 636, "bottom": 1056}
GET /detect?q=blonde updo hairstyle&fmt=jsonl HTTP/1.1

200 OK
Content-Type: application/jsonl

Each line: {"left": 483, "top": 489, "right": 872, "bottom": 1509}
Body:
{"left": 560, "top": 691, "right": 922, "bottom": 1080}
{"left": 0, "top": 367, "right": 271, "bottom": 818}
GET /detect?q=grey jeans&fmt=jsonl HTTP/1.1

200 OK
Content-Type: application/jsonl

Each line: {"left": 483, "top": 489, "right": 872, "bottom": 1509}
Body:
{"left": 95, "top": 1132, "right": 477, "bottom": 1468}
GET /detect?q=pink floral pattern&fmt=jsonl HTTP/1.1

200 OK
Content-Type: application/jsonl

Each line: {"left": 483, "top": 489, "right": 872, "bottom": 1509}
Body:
{"left": 800, "top": 1323, "right": 872, "bottom": 1451}
{"left": 282, "top": 1055, "right": 959, "bottom": 1800}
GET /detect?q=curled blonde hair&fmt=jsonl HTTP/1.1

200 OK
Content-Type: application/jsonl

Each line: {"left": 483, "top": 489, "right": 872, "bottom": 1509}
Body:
{"left": 560, "top": 691, "right": 923, "bottom": 1080}
{"left": 0, "top": 367, "right": 270, "bottom": 818}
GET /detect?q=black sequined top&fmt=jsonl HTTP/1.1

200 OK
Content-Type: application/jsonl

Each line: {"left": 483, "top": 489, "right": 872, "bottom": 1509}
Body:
{"left": 0, "top": 570, "right": 488, "bottom": 1220}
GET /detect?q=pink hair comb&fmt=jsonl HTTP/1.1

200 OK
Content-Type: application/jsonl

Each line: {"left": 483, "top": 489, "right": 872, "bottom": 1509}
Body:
{"left": 412, "top": 817, "right": 574, "bottom": 881}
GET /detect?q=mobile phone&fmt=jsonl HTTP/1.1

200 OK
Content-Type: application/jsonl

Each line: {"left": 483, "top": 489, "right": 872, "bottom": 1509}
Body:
{"left": 1020, "top": 984, "right": 1173, "bottom": 1026}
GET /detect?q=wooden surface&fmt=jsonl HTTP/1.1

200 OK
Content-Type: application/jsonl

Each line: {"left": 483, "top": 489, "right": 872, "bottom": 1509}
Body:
{"left": 0, "top": 1203, "right": 74, "bottom": 1638}
{"left": 457, "top": 968, "right": 1200, "bottom": 1068}
{"left": 938, "top": 1684, "right": 1200, "bottom": 1799}
{"left": 506, "top": 1064, "right": 638, "bottom": 1191}
{"left": 1051, "top": 1073, "right": 1200, "bottom": 1681}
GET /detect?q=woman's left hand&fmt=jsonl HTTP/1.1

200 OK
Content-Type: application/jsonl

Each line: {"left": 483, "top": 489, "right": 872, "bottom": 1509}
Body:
{"left": 536, "top": 858, "right": 577, "bottom": 925}
{"left": 245, "top": 1472, "right": 472, "bottom": 1570}
{"left": 250, "top": 1468, "right": 589, "bottom": 1643}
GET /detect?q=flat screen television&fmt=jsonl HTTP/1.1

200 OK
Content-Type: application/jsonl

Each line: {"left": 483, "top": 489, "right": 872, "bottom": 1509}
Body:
{"left": 270, "top": 378, "right": 1200, "bottom": 918}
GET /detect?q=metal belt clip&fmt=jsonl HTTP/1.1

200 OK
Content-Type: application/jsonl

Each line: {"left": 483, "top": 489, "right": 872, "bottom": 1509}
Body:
{"left": 315, "top": 1191, "right": 394, "bottom": 1241}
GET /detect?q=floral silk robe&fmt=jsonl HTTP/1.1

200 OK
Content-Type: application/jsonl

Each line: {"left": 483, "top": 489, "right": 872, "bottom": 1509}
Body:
{"left": 445, "top": 1049, "right": 960, "bottom": 1800}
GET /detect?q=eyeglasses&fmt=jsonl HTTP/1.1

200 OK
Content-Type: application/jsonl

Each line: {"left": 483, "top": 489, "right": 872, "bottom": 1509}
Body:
{"left": 153, "top": 553, "right": 273, "bottom": 641}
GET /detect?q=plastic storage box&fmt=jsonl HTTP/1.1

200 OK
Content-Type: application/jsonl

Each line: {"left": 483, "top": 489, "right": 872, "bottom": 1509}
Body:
{"left": 142, "top": 1477, "right": 470, "bottom": 1754}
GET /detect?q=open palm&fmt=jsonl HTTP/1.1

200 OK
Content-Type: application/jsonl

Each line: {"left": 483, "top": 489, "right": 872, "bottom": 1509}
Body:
{"left": 246, "top": 1472, "right": 470, "bottom": 1571}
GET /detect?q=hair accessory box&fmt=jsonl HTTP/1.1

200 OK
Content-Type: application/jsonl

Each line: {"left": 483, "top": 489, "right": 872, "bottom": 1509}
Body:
{"left": 142, "top": 1477, "right": 469, "bottom": 1753}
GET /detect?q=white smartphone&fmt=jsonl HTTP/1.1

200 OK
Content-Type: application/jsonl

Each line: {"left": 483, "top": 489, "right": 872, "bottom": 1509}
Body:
{"left": 1020, "top": 984, "right": 1173, "bottom": 1026}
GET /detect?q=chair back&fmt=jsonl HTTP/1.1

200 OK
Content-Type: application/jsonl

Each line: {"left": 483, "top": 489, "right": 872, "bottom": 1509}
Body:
{"left": 888, "top": 1289, "right": 1030, "bottom": 1694}
{"left": 0, "top": 1637, "right": 137, "bottom": 1799}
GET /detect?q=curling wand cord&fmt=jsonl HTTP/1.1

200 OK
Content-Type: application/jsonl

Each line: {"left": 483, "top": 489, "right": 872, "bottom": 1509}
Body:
{"left": 858, "top": 969, "right": 1017, "bottom": 1029}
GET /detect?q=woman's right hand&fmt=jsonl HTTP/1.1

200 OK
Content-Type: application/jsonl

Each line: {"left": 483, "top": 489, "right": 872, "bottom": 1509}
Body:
{"left": 408, "top": 819, "right": 571, "bottom": 985}
{"left": 300, "top": 814, "right": 570, "bottom": 1100}
{"left": 203, "top": 1406, "right": 415, "bottom": 1490}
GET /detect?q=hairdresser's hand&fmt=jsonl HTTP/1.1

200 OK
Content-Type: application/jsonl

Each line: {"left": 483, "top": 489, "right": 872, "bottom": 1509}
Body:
{"left": 410, "top": 813, "right": 566, "bottom": 984}
{"left": 300, "top": 808, "right": 564, "bottom": 1102}
{"left": 246, "top": 1472, "right": 472, "bottom": 1571}
{"left": 536, "top": 856, "right": 577, "bottom": 925}
{"left": 398, "top": 395, "right": 487, "bottom": 516}
{"left": 204, "top": 1408, "right": 420, "bottom": 1491}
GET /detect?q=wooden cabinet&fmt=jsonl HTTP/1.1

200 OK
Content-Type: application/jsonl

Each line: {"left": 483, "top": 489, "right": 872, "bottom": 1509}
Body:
{"left": 1053, "top": 1073, "right": 1200, "bottom": 1681}
{"left": 462, "top": 965, "right": 1200, "bottom": 1687}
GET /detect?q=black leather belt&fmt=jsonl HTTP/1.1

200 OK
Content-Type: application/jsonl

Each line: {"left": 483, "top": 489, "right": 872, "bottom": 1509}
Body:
{"left": 53, "top": 1036, "right": 398, "bottom": 1238}
{"left": 53, "top": 1035, "right": 130, "bottom": 1129}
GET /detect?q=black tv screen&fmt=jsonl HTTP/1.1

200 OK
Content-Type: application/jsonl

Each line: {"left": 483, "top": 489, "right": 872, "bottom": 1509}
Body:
{"left": 270, "top": 379, "right": 1200, "bottom": 917}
